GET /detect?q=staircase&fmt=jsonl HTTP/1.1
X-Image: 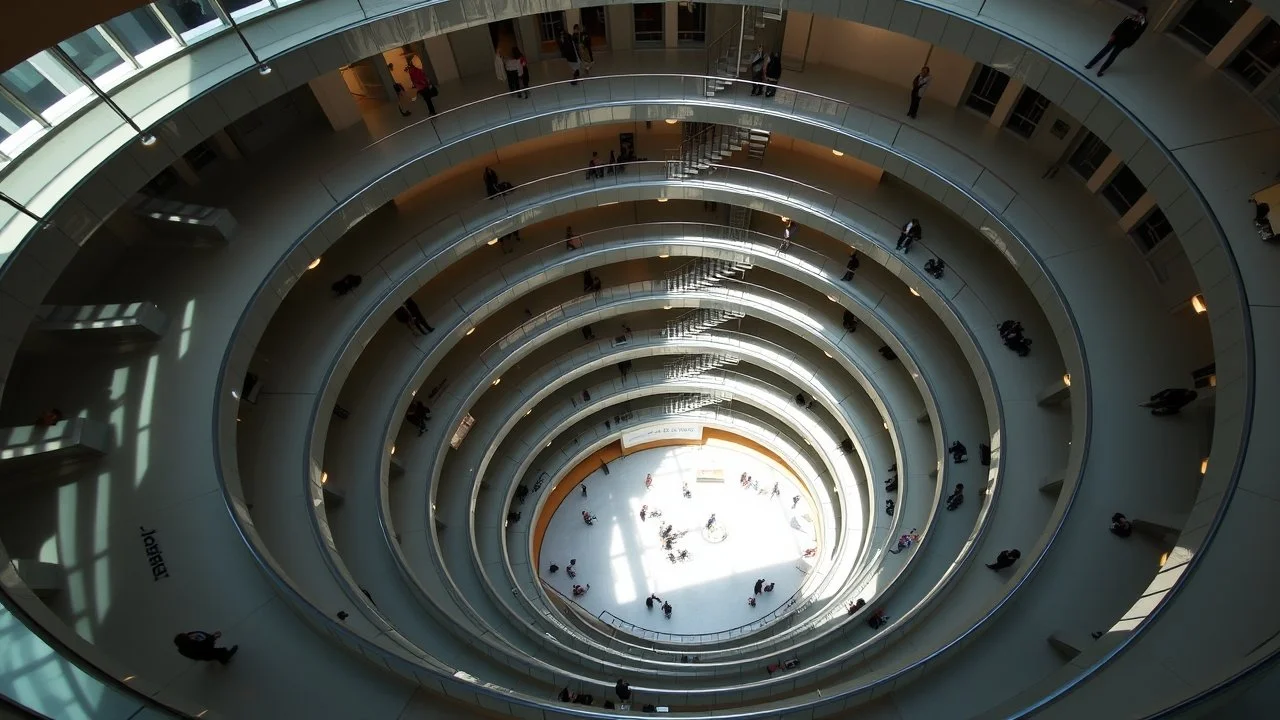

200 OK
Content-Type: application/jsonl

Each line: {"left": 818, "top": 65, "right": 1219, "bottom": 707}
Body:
{"left": 664, "top": 257, "right": 753, "bottom": 293}
{"left": 665, "top": 390, "right": 733, "bottom": 415}
{"left": 703, "top": 2, "right": 787, "bottom": 97}
{"left": 665, "top": 353, "right": 741, "bottom": 380}
{"left": 666, "top": 123, "right": 747, "bottom": 179}
{"left": 664, "top": 307, "right": 747, "bottom": 339}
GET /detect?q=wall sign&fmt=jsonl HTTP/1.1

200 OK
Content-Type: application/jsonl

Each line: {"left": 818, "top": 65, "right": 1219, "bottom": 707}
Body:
{"left": 621, "top": 424, "right": 702, "bottom": 449}
{"left": 139, "top": 526, "right": 170, "bottom": 581}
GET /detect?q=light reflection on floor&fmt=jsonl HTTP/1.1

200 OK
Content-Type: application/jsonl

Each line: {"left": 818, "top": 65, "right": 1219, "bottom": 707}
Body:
{"left": 539, "top": 444, "right": 815, "bottom": 636}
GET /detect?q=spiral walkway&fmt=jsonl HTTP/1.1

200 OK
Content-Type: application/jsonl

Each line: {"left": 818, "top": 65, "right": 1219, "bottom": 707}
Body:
{"left": 0, "top": 1, "right": 1276, "bottom": 718}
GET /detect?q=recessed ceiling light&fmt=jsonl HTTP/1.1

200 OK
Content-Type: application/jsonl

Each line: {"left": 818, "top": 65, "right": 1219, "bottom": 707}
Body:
{"left": 659, "top": 254, "right": 670, "bottom": 258}
{"left": 657, "top": 198, "right": 669, "bottom": 203}
{"left": 492, "top": 378, "right": 502, "bottom": 386}
{"left": 832, "top": 149, "right": 844, "bottom": 157}
{"left": 823, "top": 351, "right": 832, "bottom": 358}
{"left": 390, "top": 445, "right": 396, "bottom": 455}
{"left": 663, "top": 305, "right": 672, "bottom": 310}
{"left": 466, "top": 327, "right": 476, "bottom": 335}
{"left": 320, "top": 472, "right": 328, "bottom": 485}
{"left": 487, "top": 238, "right": 499, "bottom": 246}
{"left": 1191, "top": 294, "right": 1207, "bottom": 314}
{"left": 1200, "top": 457, "right": 1209, "bottom": 475}
{"left": 909, "top": 288, "right": 921, "bottom": 297}
{"left": 307, "top": 257, "right": 322, "bottom": 270}
{"left": 665, "top": 118, "right": 678, "bottom": 125}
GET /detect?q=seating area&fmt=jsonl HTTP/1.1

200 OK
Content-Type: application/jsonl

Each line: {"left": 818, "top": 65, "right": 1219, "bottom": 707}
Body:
{"left": 0, "top": 1, "right": 1272, "bottom": 718}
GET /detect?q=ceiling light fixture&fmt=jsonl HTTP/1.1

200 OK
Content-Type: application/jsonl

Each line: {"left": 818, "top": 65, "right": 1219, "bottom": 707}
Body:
{"left": 657, "top": 198, "right": 669, "bottom": 203}
{"left": 909, "top": 287, "right": 921, "bottom": 297}
{"left": 307, "top": 257, "right": 322, "bottom": 270}
{"left": 659, "top": 254, "right": 670, "bottom": 258}
{"left": 466, "top": 327, "right": 476, "bottom": 336}
{"left": 832, "top": 149, "right": 845, "bottom": 157}
{"left": 1191, "top": 294, "right": 1207, "bottom": 314}
{"left": 1062, "top": 373, "right": 1071, "bottom": 387}
{"left": 492, "top": 378, "right": 502, "bottom": 386}
{"left": 1200, "top": 457, "right": 1209, "bottom": 475}
{"left": 487, "top": 238, "right": 499, "bottom": 246}
{"left": 320, "top": 472, "right": 328, "bottom": 485}
{"left": 665, "top": 118, "right": 678, "bottom": 125}
{"left": 390, "top": 445, "right": 396, "bottom": 455}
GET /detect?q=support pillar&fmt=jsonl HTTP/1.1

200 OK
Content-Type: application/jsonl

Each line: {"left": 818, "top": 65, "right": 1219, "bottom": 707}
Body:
{"left": 1206, "top": 7, "right": 1269, "bottom": 68}
{"left": 665, "top": 2, "right": 680, "bottom": 48}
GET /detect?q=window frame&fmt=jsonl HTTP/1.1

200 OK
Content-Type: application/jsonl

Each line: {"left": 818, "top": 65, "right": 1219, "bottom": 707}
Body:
{"left": 1100, "top": 165, "right": 1148, "bottom": 216}
{"left": 965, "top": 65, "right": 1010, "bottom": 117}
{"left": 1005, "top": 87, "right": 1050, "bottom": 139}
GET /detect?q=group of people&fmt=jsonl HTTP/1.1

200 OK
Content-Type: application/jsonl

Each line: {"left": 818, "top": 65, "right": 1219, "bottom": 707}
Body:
{"left": 483, "top": 166, "right": 514, "bottom": 198}
{"left": 748, "top": 46, "right": 784, "bottom": 97}
{"left": 748, "top": 577, "right": 776, "bottom": 606}
{"left": 645, "top": 592, "right": 673, "bottom": 617}
{"left": 998, "top": 319, "right": 1032, "bottom": 357}
{"left": 896, "top": 218, "right": 922, "bottom": 254}
{"left": 559, "top": 25, "right": 594, "bottom": 84}
{"left": 889, "top": 528, "right": 920, "bottom": 554}
{"left": 586, "top": 147, "right": 637, "bottom": 178}
{"left": 390, "top": 60, "right": 437, "bottom": 116}
{"left": 495, "top": 47, "right": 531, "bottom": 99}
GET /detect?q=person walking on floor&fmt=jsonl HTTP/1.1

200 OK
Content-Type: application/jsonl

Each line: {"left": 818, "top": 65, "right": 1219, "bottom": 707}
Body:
{"left": 388, "top": 63, "right": 411, "bottom": 117}
{"left": 572, "top": 24, "right": 594, "bottom": 70}
{"left": 406, "top": 61, "right": 437, "bottom": 116}
{"left": 897, "top": 218, "right": 922, "bottom": 253}
{"left": 908, "top": 66, "right": 931, "bottom": 119}
{"left": 403, "top": 297, "right": 434, "bottom": 333}
{"left": 764, "top": 52, "right": 782, "bottom": 97}
{"left": 1085, "top": 6, "right": 1148, "bottom": 77}
{"left": 559, "top": 30, "right": 582, "bottom": 84}
{"left": 986, "top": 548, "right": 1021, "bottom": 571}
{"left": 174, "top": 630, "right": 238, "bottom": 664}
{"left": 502, "top": 50, "right": 522, "bottom": 96}
{"left": 750, "top": 46, "right": 766, "bottom": 95}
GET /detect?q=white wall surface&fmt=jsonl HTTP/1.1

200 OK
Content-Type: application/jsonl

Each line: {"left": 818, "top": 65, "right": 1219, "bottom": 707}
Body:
{"left": 806, "top": 18, "right": 972, "bottom": 108}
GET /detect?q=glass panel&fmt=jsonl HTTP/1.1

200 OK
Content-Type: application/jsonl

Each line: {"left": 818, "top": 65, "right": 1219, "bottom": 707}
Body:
{"left": 634, "top": 3, "right": 665, "bottom": 46}
{"left": 1229, "top": 19, "right": 1280, "bottom": 87}
{"left": 582, "top": 6, "right": 609, "bottom": 49}
{"left": 677, "top": 3, "right": 707, "bottom": 45}
{"left": 965, "top": 65, "right": 1009, "bottom": 117}
{"left": 538, "top": 11, "right": 565, "bottom": 55}
{"left": 1, "top": 57, "right": 83, "bottom": 117}
{"left": 105, "top": 9, "right": 172, "bottom": 57}
{"left": 225, "top": 0, "right": 272, "bottom": 19}
{"left": 1005, "top": 88, "right": 1048, "bottom": 138}
{"left": 0, "top": 93, "right": 33, "bottom": 146}
{"left": 1131, "top": 208, "right": 1173, "bottom": 252}
{"left": 57, "top": 29, "right": 127, "bottom": 80}
{"left": 1173, "top": 0, "right": 1252, "bottom": 55}
{"left": 157, "top": 0, "right": 222, "bottom": 37}
{"left": 1101, "top": 166, "right": 1148, "bottom": 215}
{"left": 1068, "top": 132, "right": 1111, "bottom": 179}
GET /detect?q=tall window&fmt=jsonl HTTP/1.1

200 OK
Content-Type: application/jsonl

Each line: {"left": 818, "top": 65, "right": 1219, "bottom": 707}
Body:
{"left": 0, "top": 93, "right": 34, "bottom": 150}
{"left": 582, "top": 6, "right": 609, "bottom": 49}
{"left": 965, "top": 65, "right": 1009, "bottom": 117}
{"left": 1068, "top": 132, "right": 1112, "bottom": 179}
{"left": 677, "top": 3, "right": 707, "bottom": 45}
{"left": 1229, "top": 19, "right": 1280, "bottom": 87}
{"left": 1005, "top": 88, "right": 1050, "bottom": 138}
{"left": 104, "top": 9, "right": 174, "bottom": 64}
{"left": 538, "top": 11, "right": 566, "bottom": 54}
{"left": 1173, "top": 0, "right": 1252, "bottom": 54}
{"left": 157, "top": 0, "right": 222, "bottom": 39}
{"left": 1100, "top": 166, "right": 1148, "bottom": 215}
{"left": 1130, "top": 208, "right": 1174, "bottom": 253}
{"left": 58, "top": 29, "right": 129, "bottom": 81}
{"left": 634, "top": 3, "right": 665, "bottom": 46}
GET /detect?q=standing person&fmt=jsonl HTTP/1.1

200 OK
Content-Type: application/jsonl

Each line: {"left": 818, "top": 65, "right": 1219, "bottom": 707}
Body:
{"left": 559, "top": 30, "right": 582, "bottom": 84}
{"left": 173, "top": 630, "right": 238, "bottom": 664}
{"left": 841, "top": 250, "right": 860, "bottom": 281}
{"left": 502, "top": 50, "right": 522, "bottom": 96}
{"left": 580, "top": 484, "right": 587, "bottom": 498}
{"left": 388, "top": 63, "right": 411, "bottom": 117}
{"left": 764, "top": 52, "right": 782, "bottom": 97}
{"left": 986, "top": 548, "right": 1021, "bottom": 571}
{"left": 406, "top": 61, "right": 437, "bottom": 116}
{"left": 394, "top": 306, "right": 422, "bottom": 336}
{"left": 615, "top": 679, "right": 632, "bottom": 702}
{"left": 1085, "top": 6, "right": 1149, "bottom": 77}
{"left": 749, "top": 46, "right": 766, "bottom": 95}
{"left": 403, "top": 297, "right": 434, "bottom": 333}
{"left": 781, "top": 219, "right": 797, "bottom": 251}
{"left": 573, "top": 24, "right": 594, "bottom": 70}
{"left": 514, "top": 47, "right": 531, "bottom": 98}
{"left": 907, "top": 66, "right": 931, "bottom": 119}
{"left": 897, "top": 218, "right": 922, "bottom": 253}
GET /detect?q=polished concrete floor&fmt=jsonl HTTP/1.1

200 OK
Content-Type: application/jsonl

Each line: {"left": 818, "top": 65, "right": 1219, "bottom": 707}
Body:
{"left": 538, "top": 443, "right": 816, "bottom": 638}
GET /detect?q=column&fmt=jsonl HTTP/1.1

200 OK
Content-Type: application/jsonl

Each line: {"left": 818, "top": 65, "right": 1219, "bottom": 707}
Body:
{"left": 665, "top": 2, "right": 679, "bottom": 48}
{"left": 424, "top": 35, "right": 459, "bottom": 84}
{"left": 1085, "top": 152, "right": 1123, "bottom": 194}
{"left": 307, "top": 70, "right": 362, "bottom": 132}
{"left": 988, "top": 78, "right": 1025, "bottom": 129}
{"left": 1205, "top": 6, "right": 1270, "bottom": 68}
{"left": 1118, "top": 193, "right": 1158, "bottom": 233}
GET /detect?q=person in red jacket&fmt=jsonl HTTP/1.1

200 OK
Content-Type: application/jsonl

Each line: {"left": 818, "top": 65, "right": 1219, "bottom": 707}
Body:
{"left": 405, "top": 61, "right": 437, "bottom": 115}
{"left": 1085, "top": 7, "right": 1148, "bottom": 77}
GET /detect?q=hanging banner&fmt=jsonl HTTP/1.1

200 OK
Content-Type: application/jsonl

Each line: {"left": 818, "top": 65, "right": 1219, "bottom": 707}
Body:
{"left": 621, "top": 424, "right": 702, "bottom": 448}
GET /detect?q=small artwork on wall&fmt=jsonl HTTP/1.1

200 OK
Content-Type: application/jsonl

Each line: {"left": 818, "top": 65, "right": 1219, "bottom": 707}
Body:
{"left": 1050, "top": 119, "right": 1071, "bottom": 140}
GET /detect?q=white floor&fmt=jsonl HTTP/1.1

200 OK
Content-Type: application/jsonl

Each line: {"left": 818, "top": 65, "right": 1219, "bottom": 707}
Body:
{"left": 538, "top": 443, "right": 817, "bottom": 639}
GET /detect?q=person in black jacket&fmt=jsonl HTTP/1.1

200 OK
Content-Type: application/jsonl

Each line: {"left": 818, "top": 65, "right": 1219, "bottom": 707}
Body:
{"left": 1085, "top": 7, "right": 1148, "bottom": 77}
{"left": 173, "top": 630, "right": 238, "bottom": 664}
{"left": 764, "top": 52, "right": 782, "bottom": 97}
{"left": 558, "top": 30, "right": 582, "bottom": 84}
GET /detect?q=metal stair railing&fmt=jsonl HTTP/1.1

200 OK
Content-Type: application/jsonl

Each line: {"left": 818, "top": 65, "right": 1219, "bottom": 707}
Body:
{"left": 664, "top": 307, "right": 747, "bottom": 339}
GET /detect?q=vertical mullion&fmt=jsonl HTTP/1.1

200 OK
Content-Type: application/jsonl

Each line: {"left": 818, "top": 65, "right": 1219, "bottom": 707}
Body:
{"left": 149, "top": 3, "right": 187, "bottom": 46}
{"left": 94, "top": 25, "right": 141, "bottom": 70}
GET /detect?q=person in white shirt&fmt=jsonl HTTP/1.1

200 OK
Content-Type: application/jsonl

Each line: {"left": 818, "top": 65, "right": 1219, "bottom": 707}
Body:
{"left": 908, "top": 66, "right": 931, "bottom": 119}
